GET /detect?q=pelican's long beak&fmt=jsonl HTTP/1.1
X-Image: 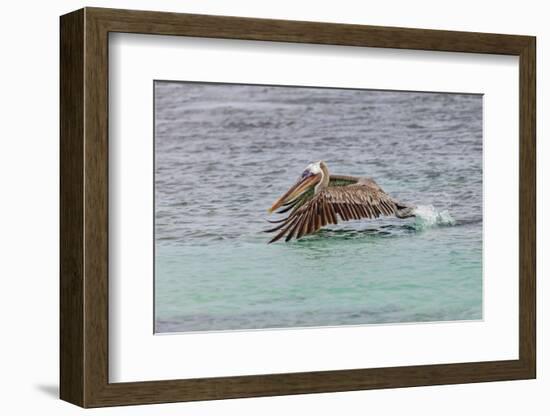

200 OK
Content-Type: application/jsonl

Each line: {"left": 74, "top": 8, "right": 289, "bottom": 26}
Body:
{"left": 268, "top": 173, "right": 320, "bottom": 213}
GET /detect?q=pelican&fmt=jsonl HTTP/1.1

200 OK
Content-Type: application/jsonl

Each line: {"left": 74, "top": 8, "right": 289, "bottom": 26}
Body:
{"left": 266, "top": 161, "right": 415, "bottom": 243}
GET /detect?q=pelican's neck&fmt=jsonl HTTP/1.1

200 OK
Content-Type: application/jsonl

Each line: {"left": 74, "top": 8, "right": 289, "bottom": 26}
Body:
{"left": 314, "top": 162, "right": 330, "bottom": 193}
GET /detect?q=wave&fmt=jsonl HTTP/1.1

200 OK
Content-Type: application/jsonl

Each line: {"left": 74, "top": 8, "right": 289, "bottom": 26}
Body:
{"left": 411, "top": 205, "right": 456, "bottom": 230}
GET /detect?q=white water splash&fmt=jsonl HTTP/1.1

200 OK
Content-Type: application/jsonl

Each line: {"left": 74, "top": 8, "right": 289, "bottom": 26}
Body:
{"left": 412, "top": 205, "right": 456, "bottom": 230}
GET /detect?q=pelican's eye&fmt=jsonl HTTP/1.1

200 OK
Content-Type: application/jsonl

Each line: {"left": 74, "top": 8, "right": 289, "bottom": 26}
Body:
{"left": 301, "top": 170, "right": 313, "bottom": 179}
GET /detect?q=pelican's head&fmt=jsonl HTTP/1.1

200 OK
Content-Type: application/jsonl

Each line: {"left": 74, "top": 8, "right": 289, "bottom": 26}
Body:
{"left": 268, "top": 161, "right": 327, "bottom": 213}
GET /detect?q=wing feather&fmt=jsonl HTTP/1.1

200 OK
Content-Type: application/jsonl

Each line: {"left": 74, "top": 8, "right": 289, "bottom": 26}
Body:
{"left": 296, "top": 206, "right": 311, "bottom": 239}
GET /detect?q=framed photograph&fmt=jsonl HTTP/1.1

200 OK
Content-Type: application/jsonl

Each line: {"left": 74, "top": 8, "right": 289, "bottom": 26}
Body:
{"left": 60, "top": 7, "right": 536, "bottom": 408}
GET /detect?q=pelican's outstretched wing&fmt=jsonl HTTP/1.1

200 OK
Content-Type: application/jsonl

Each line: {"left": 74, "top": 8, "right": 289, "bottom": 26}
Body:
{"left": 267, "top": 174, "right": 360, "bottom": 218}
{"left": 265, "top": 180, "right": 401, "bottom": 243}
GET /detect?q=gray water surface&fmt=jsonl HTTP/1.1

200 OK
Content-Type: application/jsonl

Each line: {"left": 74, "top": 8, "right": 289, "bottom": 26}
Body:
{"left": 154, "top": 81, "right": 482, "bottom": 333}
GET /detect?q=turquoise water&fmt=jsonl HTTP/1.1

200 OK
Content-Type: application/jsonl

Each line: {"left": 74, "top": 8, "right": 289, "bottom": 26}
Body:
{"left": 154, "top": 82, "right": 483, "bottom": 333}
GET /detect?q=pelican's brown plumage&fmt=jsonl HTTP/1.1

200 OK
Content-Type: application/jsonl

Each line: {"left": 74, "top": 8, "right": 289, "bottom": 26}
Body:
{"left": 266, "top": 161, "right": 415, "bottom": 243}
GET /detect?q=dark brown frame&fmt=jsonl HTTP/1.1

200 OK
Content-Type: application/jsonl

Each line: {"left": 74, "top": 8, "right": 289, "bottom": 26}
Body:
{"left": 60, "top": 7, "right": 536, "bottom": 408}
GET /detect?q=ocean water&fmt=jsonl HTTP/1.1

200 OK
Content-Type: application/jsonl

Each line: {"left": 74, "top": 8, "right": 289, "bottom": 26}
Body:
{"left": 154, "top": 81, "right": 483, "bottom": 333}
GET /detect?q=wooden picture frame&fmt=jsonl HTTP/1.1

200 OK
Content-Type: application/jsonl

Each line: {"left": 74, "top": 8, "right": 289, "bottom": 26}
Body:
{"left": 60, "top": 7, "right": 536, "bottom": 408}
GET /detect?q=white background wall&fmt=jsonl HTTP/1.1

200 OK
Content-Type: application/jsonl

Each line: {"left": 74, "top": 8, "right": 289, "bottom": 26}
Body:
{"left": 0, "top": 0, "right": 545, "bottom": 414}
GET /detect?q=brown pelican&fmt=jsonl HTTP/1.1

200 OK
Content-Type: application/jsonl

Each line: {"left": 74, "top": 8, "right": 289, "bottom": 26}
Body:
{"left": 266, "top": 161, "right": 415, "bottom": 243}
